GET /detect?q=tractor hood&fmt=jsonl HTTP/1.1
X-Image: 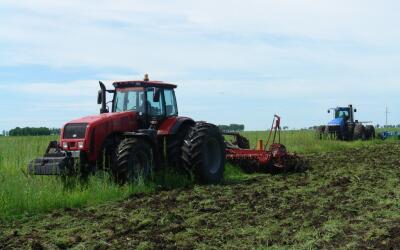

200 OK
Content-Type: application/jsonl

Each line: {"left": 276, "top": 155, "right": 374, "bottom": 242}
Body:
{"left": 61, "top": 111, "right": 138, "bottom": 143}
{"left": 67, "top": 111, "right": 137, "bottom": 127}
{"left": 328, "top": 117, "right": 345, "bottom": 128}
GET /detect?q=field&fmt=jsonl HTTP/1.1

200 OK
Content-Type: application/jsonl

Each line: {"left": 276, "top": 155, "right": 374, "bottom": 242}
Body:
{"left": 1, "top": 131, "right": 400, "bottom": 248}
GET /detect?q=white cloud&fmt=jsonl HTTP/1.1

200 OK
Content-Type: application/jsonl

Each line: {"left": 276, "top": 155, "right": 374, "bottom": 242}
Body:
{"left": 1, "top": 1, "right": 400, "bottom": 129}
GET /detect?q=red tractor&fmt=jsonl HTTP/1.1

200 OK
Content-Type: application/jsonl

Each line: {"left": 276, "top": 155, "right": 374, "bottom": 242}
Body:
{"left": 28, "top": 75, "right": 226, "bottom": 184}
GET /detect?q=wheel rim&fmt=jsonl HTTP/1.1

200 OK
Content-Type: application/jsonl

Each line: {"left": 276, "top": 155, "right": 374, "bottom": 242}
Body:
{"left": 204, "top": 138, "right": 221, "bottom": 174}
{"left": 127, "top": 150, "right": 150, "bottom": 182}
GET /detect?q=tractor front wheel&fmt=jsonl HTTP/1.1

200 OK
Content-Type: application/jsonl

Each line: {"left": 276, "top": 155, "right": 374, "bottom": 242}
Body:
{"left": 316, "top": 125, "right": 326, "bottom": 139}
{"left": 182, "top": 122, "right": 225, "bottom": 184}
{"left": 113, "top": 138, "right": 153, "bottom": 185}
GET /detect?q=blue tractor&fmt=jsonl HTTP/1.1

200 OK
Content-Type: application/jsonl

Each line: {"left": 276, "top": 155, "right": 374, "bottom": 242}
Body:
{"left": 316, "top": 104, "right": 375, "bottom": 140}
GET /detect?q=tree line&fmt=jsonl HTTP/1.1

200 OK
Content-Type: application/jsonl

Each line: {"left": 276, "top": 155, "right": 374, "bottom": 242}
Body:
{"left": 218, "top": 124, "right": 245, "bottom": 132}
{"left": 4, "top": 127, "right": 61, "bottom": 136}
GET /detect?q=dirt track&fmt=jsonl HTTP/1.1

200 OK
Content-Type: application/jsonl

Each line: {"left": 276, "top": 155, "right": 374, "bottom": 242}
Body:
{"left": 1, "top": 143, "right": 400, "bottom": 249}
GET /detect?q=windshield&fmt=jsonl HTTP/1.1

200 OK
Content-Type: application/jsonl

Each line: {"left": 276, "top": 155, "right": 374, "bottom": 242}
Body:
{"left": 113, "top": 88, "right": 145, "bottom": 113}
{"left": 335, "top": 109, "right": 349, "bottom": 119}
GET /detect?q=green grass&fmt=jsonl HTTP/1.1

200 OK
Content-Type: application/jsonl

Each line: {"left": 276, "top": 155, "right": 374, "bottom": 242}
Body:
{"left": 0, "top": 136, "right": 126, "bottom": 219}
{"left": 0, "top": 130, "right": 396, "bottom": 221}
{"left": 242, "top": 129, "right": 387, "bottom": 154}
{"left": 0, "top": 136, "right": 190, "bottom": 220}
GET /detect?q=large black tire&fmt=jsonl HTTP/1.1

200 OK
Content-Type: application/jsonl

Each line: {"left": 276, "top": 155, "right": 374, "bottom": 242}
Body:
{"left": 354, "top": 124, "right": 366, "bottom": 140}
{"left": 365, "top": 125, "right": 375, "bottom": 140}
{"left": 316, "top": 125, "right": 326, "bottom": 139}
{"left": 324, "top": 125, "right": 334, "bottom": 139}
{"left": 182, "top": 122, "right": 226, "bottom": 184}
{"left": 333, "top": 126, "right": 343, "bottom": 140}
{"left": 97, "top": 136, "right": 121, "bottom": 171}
{"left": 113, "top": 138, "right": 153, "bottom": 185}
{"left": 345, "top": 124, "right": 355, "bottom": 141}
{"left": 167, "top": 124, "right": 193, "bottom": 169}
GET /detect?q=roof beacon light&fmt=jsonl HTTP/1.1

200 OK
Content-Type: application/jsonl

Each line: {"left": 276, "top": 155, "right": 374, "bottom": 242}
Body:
{"left": 144, "top": 74, "right": 149, "bottom": 82}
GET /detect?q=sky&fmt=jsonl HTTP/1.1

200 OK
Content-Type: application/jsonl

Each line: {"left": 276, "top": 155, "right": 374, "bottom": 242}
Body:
{"left": 1, "top": 0, "right": 400, "bottom": 131}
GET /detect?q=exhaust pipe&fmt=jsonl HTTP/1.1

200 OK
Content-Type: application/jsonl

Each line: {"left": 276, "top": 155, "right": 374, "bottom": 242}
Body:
{"left": 98, "top": 81, "right": 108, "bottom": 114}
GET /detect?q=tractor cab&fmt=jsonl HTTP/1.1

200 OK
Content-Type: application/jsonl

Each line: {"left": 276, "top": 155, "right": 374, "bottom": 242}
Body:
{"left": 328, "top": 105, "right": 356, "bottom": 124}
{"left": 98, "top": 74, "right": 178, "bottom": 129}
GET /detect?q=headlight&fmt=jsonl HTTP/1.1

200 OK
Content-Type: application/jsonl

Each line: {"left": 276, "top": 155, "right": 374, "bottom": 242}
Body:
{"left": 78, "top": 141, "right": 84, "bottom": 149}
{"left": 62, "top": 142, "right": 68, "bottom": 149}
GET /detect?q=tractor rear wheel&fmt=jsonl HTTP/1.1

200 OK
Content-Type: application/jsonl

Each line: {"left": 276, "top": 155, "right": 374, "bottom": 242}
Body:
{"left": 182, "top": 122, "right": 225, "bottom": 184}
{"left": 167, "top": 124, "right": 193, "bottom": 169}
{"left": 365, "top": 125, "right": 375, "bottom": 140}
{"left": 113, "top": 138, "right": 153, "bottom": 185}
{"left": 354, "top": 124, "right": 366, "bottom": 140}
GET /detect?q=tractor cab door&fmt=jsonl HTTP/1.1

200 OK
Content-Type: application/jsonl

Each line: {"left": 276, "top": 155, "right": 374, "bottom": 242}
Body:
{"left": 145, "top": 88, "right": 165, "bottom": 127}
{"left": 163, "top": 88, "right": 178, "bottom": 117}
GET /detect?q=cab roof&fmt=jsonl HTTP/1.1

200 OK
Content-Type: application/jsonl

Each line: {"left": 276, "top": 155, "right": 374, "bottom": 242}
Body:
{"left": 113, "top": 80, "right": 177, "bottom": 89}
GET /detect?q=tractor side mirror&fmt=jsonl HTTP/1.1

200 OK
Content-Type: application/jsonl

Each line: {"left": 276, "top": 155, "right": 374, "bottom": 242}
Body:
{"left": 327, "top": 110, "right": 330, "bottom": 114}
{"left": 354, "top": 109, "right": 357, "bottom": 112}
{"left": 97, "top": 90, "right": 103, "bottom": 105}
{"left": 153, "top": 88, "right": 161, "bottom": 102}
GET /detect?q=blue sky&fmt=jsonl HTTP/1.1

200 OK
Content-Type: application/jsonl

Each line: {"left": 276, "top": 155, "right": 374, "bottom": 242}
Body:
{"left": 1, "top": 0, "right": 400, "bottom": 131}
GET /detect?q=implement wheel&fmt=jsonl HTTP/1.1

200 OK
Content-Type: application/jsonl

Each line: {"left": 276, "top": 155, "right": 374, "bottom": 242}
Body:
{"left": 182, "top": 122, "right": 225, "bottom": 184}
{"left": 234, "top": 134, "right": 250, "bottom": 149}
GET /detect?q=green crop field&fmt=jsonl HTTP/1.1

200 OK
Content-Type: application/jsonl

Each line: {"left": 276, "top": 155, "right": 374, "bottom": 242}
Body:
{"left": 1, "top": 131, "right": 400, "bottom": 249}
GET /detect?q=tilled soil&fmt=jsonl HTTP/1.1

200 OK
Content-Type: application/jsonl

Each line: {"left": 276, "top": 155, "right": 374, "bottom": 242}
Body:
{"left": 1, "top": 143, "right": 400, "bottom": 249}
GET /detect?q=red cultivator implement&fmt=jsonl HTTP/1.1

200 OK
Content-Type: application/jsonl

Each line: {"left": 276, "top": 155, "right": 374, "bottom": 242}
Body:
{"left": 224, "top": 115, "right": 308, "bottom": 173}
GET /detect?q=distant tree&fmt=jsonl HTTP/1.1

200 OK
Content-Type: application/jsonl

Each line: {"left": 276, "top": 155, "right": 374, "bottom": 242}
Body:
{"left": 9, "top": 127, "right": 52, "bottom": 136}
{"left": 218, "top": 124, "right": 245, "bottom": 132}
{"left": 49, "top": 128, "right": 61, "bottom": 135}
{"left": 218, "top": 125, "right": 229, "bottom": 131}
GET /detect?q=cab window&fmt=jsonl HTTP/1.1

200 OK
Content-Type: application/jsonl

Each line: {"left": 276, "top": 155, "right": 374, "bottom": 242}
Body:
{"left": 113, "top": 88, "right": 145, "bottom": 113}
{"left": 335, "top": 110, "right": 349, "bottom": 119}
{"left": 164, "top": 89, "right": 178, "bottom": 116}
